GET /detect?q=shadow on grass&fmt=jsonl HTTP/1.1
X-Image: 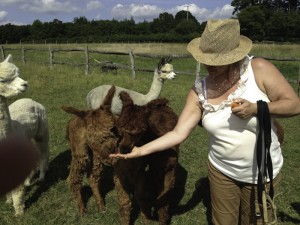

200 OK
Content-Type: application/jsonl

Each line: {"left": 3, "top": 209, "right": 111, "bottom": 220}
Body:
{"left": 25, "top": 149, "right": 72, "bottom": 208}
{"left": 25, "top": 149, "right": 115, "bottom": 210}
{"left": 172, "top": 176, "right": 212, "bottom": 225}
{"left": 80, "top": 166, "right": 115, "bottom": 209}
{"left": 277, "top": 202, "right": 300, "bottom": 224}
{"left": 128, "top": 163, "right": 188, "bottom": 225}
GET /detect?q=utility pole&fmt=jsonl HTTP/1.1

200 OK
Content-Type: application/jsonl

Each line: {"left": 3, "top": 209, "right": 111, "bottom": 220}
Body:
{"left": 184, "top": 4, "right": 190, "bottom": 21}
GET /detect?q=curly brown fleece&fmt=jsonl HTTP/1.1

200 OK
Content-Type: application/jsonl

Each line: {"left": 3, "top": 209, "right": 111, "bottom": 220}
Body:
{"left": 114, "top": 91, "right": 179, "bottom": 225}
{"left": 62, "top": 85, "right": 118, "bottom": 215}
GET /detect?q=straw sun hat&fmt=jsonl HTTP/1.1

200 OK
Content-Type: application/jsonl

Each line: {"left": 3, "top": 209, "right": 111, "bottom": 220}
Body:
{"left": 187, "top": 19, "right": 252, "bottom": 66}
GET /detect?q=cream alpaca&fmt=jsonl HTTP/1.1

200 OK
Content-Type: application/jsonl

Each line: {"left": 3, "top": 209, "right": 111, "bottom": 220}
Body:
{"left": 0, "top": 55, "right": 49, "bottom": 216}
{"left": 86, "top": 56, "right": 176, "bottom": 115}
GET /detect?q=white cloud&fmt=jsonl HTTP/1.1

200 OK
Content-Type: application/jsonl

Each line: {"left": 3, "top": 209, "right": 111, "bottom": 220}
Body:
{"left": 87, "top": 1, "right": 102, "bottom": 11}
{"left": 0, "top": 0, "right": 27, "bottom": 4}
{"left": 170, "top": 4, "right": 209, "bottom": 19}
{"left": 111, "top": 4, "right": 163, "bottom": 21}
{"left": 0, "top": 11, "right": 8, "bottom": 21}
{"left": 0, "top": 10, "right": 25, "bottom": 25}
{"left": 170, "top": 4, "right": 234, "bottom": 23}
{"left": 111, "top": 3, "right": 234, "bottom": 23}
{"left": 20, "top": 0, "right": 80, "bottom": 14}
{"left": 207, "top": 4, "right": 234, "bottom": 20}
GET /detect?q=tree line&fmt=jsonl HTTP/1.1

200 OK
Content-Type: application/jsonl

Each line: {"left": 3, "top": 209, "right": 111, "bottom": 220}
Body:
{"left": 0, "top": 0, "right": 299, "bottom": 44}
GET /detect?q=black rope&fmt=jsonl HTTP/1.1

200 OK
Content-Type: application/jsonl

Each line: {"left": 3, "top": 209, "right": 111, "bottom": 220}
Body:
{"left": 257, "top": 100, "right": 274, "bottom": 204}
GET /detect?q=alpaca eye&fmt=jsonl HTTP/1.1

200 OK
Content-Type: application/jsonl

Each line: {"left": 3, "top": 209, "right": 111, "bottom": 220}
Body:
{"left": 0, "top": 79, "right": 11, "bottom": 83}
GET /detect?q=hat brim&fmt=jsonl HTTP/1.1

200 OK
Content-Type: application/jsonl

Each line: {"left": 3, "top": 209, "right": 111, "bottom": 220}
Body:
{"left": 187, "top": 35, "right": 252, "bottom": 66}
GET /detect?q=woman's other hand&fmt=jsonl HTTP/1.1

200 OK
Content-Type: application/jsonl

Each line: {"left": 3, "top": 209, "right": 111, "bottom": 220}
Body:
{"left": 231, "top": 98, "right": 257, "bottom": 119}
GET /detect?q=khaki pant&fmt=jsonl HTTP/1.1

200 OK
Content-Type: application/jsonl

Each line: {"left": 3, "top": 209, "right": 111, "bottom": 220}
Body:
{"left": 208, "top": 162, "right": 281, "bottom": 225}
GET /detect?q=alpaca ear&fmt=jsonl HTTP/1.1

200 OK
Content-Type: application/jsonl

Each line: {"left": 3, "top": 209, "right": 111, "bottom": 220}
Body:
{"left": 62, "top": 105, "right": 88, "bottom": 118}
{"left": 4, "top": 54, "right": 13, "bottom": 63}
{"left": 102, "top": 85, "right": 115, "bottom": 107}
{"left": 147, "top": 98, "right": 169, "bottom": 109}
{"left": 119, "top": 91, "right": 133, "bottom": 107}
{"left": 166, "top": 55, "right": 172, "bottom": 63}
{"left": 158, "top": 57, "right": 166, "bottom": 70}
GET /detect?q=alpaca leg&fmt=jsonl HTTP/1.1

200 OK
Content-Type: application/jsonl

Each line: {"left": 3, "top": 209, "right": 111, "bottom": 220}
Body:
{"left": 11, "top": 185, "right": 26, "bottom": 216}
{"left": 35, "top": 136, "right": 50, "bottom": 182}
{"left": 114, "top": 174, "right": 132, "bottom": 225}
{"left": 6, "top": 193, "right": 13, "bottom": 204}
{"left": 156, "top": 169, "right": 176, "bottom": 225}
{"left": 68, "top": 154, "right": 88, "bottom": 215}
{"left": 88, "top": 156, "right": 106, "bottom": 213}
{"left": 134, "top": 177, "right": 152, "bottom": 224}
{"left": 24, "top": 170, "right": 35, "bottom": 186}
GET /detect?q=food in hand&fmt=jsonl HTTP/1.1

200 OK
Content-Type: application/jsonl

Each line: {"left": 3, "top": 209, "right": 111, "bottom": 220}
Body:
{"left": 231, "top": 102, "right": 240, "bottom": 108}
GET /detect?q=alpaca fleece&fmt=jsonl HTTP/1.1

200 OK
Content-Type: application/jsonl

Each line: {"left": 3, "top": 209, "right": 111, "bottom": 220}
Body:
{"left": 62, "top": 85, "right": 118, "bottom": 214}
{"left": 0, "top": 55, "right": 49, "bottom": 216}
{"left": 87, "top": 56, "right": 176, "bottom": 115}
{"left": 114, "top": 91, "right": 179, "bottom": 225}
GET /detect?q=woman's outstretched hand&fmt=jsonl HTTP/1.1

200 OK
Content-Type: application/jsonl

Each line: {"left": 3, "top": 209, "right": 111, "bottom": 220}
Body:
{"left": 109, "top": 146, "right": 142, "bottom": 159}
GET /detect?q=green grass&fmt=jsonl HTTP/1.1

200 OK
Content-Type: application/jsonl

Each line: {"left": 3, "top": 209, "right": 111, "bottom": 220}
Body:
{"left": 0, "top": 43, "right": 299, "bottom": 225}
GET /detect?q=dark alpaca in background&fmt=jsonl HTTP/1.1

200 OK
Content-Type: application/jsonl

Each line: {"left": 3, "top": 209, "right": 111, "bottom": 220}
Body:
{"left": 114, "top": 91, "right": 179, "bottom": 225}
{"left": 62, "top": 86, "right": 118, "bottom": 215}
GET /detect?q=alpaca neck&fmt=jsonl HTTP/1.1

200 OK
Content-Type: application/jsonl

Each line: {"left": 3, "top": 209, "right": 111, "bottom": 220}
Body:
{"left": 0, "top": 96, "right": 12, "bottom": 139}
{"left": 145, "top": 69, "right": 164, "bottom": 101}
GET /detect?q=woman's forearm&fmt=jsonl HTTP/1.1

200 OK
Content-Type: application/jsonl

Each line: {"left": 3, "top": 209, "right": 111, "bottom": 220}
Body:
{"left": 268, "top": 98, "right": 300, "bottom": 118}
{"left": 138, "top": 129, "right": 185, "bottom": 156}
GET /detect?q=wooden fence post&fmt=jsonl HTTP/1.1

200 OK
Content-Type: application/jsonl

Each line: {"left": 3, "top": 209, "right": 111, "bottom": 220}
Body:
{"left": 0, "top": 45, "right": 5, "bottom": 60}
{"left": 85, "top": 45, "right": 89, "bottom": 75}
{"left": 21, "top": 47, "right": 26, "bottom": 64}
{"left": 129, "top": 50, "right": 136, "bottom": 79}
{"left": 49, "top": 46, "right": 53, "bottom": 69}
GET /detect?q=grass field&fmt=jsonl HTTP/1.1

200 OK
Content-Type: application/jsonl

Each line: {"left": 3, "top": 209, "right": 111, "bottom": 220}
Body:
{"left": 0, "top": 43, "right": 299, "bottom": 225}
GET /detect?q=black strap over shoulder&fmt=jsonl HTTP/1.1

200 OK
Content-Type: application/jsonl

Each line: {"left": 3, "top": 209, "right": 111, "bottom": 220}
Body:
{"left": 257, "top": 100, "right": 274, "bottom": 204}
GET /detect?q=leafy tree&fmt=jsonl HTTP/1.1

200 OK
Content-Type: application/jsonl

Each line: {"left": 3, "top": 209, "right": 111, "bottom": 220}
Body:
{"left": 118, "top": 18, "right": 136, "bottom": 35}
{"left": 237, "top": 6, "right": 266, "bottom": 41}
{"left": 135, "top": 21, "right": 151, "bottom": 35}
{"left": 232, "top": 0, "right": 258, "bottom": 14}
{"left": 0, "top": 23, "right": 30, "bottom": 43}
{"left": 265, "top": 10, "right": 299, "bottom": 41}
{"left": 175, "top": 10, "right": 198, "bottom": 24}
{"left": 150, "top": 12, "right": 175, "bottom": 34}
{"left": 174, "top": 20, "right": 200, "bottom": 35}
{"left": 30, "top": 19, "right": 46, "bottom": 40}
{"left": 232, "top": 0, "right": 300, "bottom": 14}
{"left": 73, "top": 16, "right": 88, "bottom": 24}
{"left": 1, "top": 5, "right": 300, "bottom": 44}
{"left": 45, "top": 19, "right": 65, "bottom": 39}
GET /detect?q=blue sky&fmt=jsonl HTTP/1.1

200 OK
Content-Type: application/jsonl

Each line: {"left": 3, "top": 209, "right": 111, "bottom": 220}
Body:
{"left": 0, "top": 0, "right": 234, "bottom": 25}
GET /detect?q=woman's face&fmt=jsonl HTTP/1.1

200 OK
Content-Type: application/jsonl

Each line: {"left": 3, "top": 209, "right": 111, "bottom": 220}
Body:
{"left": 204, "top": 64, "right": 230, "bottom": 76}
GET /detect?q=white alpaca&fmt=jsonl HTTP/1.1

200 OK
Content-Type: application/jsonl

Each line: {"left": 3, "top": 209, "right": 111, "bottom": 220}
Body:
{"left": 87, "top": 56, "right": 176, "bottom": 115}
{"left": 9, "top": 98, "right": 49, "bottom": 182}
{"left": 0, "top": 55, "right": 49, "bottom": 216}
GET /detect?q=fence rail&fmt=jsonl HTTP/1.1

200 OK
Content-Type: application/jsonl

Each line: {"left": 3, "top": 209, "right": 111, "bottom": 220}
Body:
{"left": 0, "top": 45, "right": 197, "bottom": 77}
{"left": 0, "top": 45, "right": 299, "bottom": 95}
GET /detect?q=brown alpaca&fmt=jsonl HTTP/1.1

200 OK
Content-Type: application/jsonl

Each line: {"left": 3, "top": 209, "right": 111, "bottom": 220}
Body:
{"left": 62, "top": 85, "right": 118, "bottom": 215}
{"left": 114, "top": 91, "right": 179, "bottom": 225}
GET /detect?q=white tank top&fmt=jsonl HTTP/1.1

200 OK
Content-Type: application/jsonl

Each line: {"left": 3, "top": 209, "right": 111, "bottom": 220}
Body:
{"left": 194, "top": 56, "right": 283, "bottom": 184}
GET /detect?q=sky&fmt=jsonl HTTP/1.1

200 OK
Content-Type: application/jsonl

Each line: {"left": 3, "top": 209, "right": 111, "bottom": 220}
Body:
{"left": 0, "top": 0, "right": 235, "bottom": 25}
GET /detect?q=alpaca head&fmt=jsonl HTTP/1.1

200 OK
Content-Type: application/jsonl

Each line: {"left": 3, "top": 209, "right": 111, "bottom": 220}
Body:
{"left": 0, "top": 54, "right": 28, "bottom": 98}
{"left": 157, "top": 56, "right": 176, "bottom": 80}
{"left": 116, "top": 91, "right": 150, "bottom": 154}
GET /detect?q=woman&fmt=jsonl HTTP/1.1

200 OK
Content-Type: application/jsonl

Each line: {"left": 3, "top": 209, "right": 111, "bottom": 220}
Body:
{"left": 110, "top": 19, "right": 300, "bottom": 225}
